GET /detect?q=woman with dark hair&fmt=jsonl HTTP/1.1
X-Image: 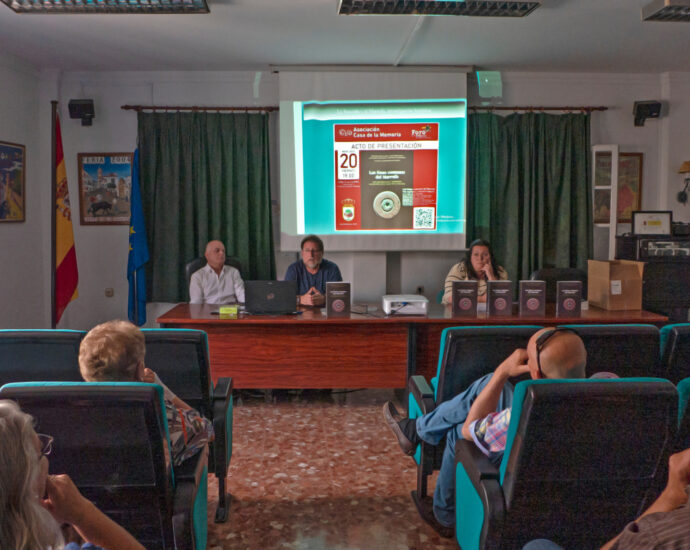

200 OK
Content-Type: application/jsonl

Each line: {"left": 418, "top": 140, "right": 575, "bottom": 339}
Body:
{"left": 0, "top": 400, "right": 144, "bottom": 550}
{"left": 441, "top": 239, "right": 508, "bottom": 304}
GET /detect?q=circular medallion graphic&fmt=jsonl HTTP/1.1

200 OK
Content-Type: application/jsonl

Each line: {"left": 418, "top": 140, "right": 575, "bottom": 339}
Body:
{"left": 563, "top": 298, "right": 576, "bottom": 311}
{"left": 373, "top": 191, "right": 401, "bottom": 219}
{"left": 458, "top": 297, "right": 472, "bottom": 311}
{"left": 332, "top": 299, "right": 345, "bottom": 312}
{"left": 494, "top": 298, "right": 507, "bottom": 310}
{"left": 526, "top": 297, "right": 539, "bottom": 311}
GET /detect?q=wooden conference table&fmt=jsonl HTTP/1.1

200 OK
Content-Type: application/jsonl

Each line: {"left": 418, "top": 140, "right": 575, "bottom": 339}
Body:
{"left": 157, "top": 303, "right": 667, "bottom": 389}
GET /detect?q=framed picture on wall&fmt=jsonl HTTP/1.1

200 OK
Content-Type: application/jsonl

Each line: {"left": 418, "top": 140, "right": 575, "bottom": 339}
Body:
{"left": 617, "top": 153, "right": 643, "bottom": 223}
{"left": 0, "top": 140, "right": 26, "bottom": 223}
{"left": 78, "top": 153, "right": 133, "bottom": 225}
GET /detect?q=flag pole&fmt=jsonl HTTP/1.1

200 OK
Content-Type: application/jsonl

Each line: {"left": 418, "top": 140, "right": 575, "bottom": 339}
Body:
{"left": 51, "top": 100, "right": 57, "bottom": 329}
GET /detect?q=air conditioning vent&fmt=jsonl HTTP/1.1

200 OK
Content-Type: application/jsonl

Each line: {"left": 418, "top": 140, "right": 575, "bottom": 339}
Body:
{"left": 642, "top": 0, "right": 690, "bottom": 21}
{"left": 338, "top": 1, "right": 540, "bottom": 17}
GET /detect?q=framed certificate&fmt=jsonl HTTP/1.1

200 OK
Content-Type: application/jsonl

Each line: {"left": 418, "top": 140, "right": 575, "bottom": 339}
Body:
{"left": 632, "top": 211, "right": 672, "bottom": 236}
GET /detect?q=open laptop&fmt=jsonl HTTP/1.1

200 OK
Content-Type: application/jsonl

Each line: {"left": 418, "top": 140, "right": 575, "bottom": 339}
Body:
{"left": 244, "top": 280, "right": 298, "bottom": 315}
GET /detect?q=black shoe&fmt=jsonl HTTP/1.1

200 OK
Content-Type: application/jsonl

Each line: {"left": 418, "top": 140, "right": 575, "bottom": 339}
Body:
{"left": 411, "top": 491, "right": 454, "bottom": 539}
{"left": 382, "top": 402, "right": 416, "bottom": 456}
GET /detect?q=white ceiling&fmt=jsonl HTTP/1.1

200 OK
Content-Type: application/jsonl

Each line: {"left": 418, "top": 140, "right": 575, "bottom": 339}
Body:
{"left": 0, "top": 0, "right": 688, "bottom": 73}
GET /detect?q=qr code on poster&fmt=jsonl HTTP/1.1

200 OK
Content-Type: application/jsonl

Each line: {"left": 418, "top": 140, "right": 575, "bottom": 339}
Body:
{"left": 413, "top": 207, "right": 435, "bottom": 229}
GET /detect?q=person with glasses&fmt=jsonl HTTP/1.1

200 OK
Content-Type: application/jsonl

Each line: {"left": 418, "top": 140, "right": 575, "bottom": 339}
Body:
{"left": 383, "top": 328, "right": 587, "bottom": 538}
{"left": 0, "top": 400, "right": 144, "bottom": 550}
{"left": 284, "top": 234, "right": 342, "bottom": 307}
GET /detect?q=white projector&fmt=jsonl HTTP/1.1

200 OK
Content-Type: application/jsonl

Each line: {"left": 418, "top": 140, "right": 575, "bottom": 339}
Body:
{"left": 382, "top": 294, "right": 429, "bottom": 315}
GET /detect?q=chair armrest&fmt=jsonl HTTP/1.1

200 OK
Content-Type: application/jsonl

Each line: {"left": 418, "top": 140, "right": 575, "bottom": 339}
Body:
{"left": 455, "top": 439, "right": 500, "bottom": 487}
{"left": 173, "top": 446, "right": 208, "bottom": 550}
{"left": 211, "top": 377, "right": 233, "bottom": 470}
{"left": 213, "top": 376, "right": 233, "bottom": 401}
{"left": 409, "top": 375, "right": 436, "bottom": 415}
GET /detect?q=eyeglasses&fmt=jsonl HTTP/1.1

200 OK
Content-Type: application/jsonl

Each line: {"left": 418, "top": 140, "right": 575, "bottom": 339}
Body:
{"left": 37, "top": 433, "right": 54, "bottom": 458}
{"left": 302, "top": 248, "right": 323, "bottom": 255}
{"left": 535, "top": 328, "right": 579, "bottom": 379}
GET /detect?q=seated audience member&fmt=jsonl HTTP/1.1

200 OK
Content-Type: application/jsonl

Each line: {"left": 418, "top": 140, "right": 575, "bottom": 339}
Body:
{"left": 522, "top": 448, "right": 690, "bottom": 550}
{"left": 441, "top": 238, "right": 508, "bottom": 305}
{"left": 383, "top": 328, "right": 586, "bottom": 538}
{"left": 0, "top": 399, "right": 145, "bottom": 550}
{"left": 189, "top": 240, "right": 245, "bottom": 304}
{"left": 79, "top": 320, "right": 213, "bottom": 466}
{"left": 284, "top": 234, "right": 342, "bottom": 307}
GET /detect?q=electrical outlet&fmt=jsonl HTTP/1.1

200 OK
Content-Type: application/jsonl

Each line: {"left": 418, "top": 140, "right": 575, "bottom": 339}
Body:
{"left": 105, "top": 288, "right": 114, "bottom": 297}
{"left": 416, "top": 286, "right": 424, "bottom": 295}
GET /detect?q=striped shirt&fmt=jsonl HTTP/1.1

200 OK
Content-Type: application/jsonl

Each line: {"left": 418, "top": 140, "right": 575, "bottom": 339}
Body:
{"left": 611, "top": 488, "right": 690, "bottom": 549}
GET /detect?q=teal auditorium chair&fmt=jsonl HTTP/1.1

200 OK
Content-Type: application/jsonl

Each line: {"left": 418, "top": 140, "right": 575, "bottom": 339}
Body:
{"left": 454, "top": 378, "right": 677, "bottom": 550}
{"left": 559, "top": 324, "right": 661, "bottom": 377}
{"left": 0, "top": 382, "right": 208, "bottom": 550}
{"left": 142, "top": 329, "right": 233, "bottom": 523}
{"left": 660, "top": 324, "right": 690, "bottom": 384}
{"left": 407, "top": 326, "right": 542, "bottom": 510}
{"left": 677, "top": 377, "right": 690, "bottom": 451}
{"left": 0, "top": 329, "right": 85, "bottom": 386}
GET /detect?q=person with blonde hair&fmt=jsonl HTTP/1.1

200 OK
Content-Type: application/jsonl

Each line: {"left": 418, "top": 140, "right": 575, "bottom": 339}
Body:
{"left": 0, "top": 399, "right": 144, "bottom": 550}
{"left": 79, "top": 319, "right": 213, "bottom": 466}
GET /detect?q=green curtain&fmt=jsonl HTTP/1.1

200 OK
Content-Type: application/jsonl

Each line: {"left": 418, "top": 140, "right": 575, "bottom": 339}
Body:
{"left": 138, "top": 111, "right": 275, "bottom": 302}
{"left": 467, "top": 112, "right": 592, "bottom": 285}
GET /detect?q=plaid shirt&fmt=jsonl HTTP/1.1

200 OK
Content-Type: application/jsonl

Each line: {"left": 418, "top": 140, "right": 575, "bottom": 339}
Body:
{"left": 469, "top": 407, "right": 511, "bottom": 464}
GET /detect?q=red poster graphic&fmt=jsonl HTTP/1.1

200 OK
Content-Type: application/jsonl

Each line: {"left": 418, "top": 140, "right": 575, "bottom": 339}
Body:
{"left": 334, "top": 123, "right": 438, "bottom": 231}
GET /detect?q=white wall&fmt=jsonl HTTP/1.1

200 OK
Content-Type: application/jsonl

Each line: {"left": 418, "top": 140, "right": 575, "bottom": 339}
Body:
{"left": 2, "top": 68, "right": 688, "bottom": 329}
{"left": 0, "top": 53, "right": 45, "bottom": 329}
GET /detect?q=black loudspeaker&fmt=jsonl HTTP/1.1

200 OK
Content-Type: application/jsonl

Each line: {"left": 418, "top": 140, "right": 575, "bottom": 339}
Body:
{"left": 68, "top": 99, "right": 95, "bottom": 126}
{"left": 633, "top": 100, "right": 661, "bottom": 127}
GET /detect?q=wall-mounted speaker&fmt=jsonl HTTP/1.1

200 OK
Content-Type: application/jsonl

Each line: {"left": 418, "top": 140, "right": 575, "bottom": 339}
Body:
{"left": 633, "top": 100, "right": 661, "bottom": 127}
{"left": 68, "top": 99, "right": 95, "bottom": 126}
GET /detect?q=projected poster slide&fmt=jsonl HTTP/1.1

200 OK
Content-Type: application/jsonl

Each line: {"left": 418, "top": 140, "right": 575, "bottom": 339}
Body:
{"left": 334, "top": 123, "right": 438, "bottom": 231}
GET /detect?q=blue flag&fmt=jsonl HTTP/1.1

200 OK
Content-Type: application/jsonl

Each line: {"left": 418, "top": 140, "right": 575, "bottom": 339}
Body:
{"left": 127, "top": 149, "right": 149, "bottom": 326}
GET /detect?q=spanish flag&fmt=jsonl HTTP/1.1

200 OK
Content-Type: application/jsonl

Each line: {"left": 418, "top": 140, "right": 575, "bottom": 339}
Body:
{"left": 54, "top": 114, "right": 78, "bottom": 324}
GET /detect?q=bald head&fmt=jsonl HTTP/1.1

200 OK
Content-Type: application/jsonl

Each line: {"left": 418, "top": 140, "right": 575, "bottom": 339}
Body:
{"left": 527, "top": 328, "right": 587, "bottom": 380}
{"left": 204, "top": 240, "right": 226, "bottom": 274}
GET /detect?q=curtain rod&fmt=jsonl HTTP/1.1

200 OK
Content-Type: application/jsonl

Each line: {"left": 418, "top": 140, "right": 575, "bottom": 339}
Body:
{"left": 121, "top": 105, "right": 278, "bottom": 112}
{"left": 469, "top": 106, "right": 607, "bottom": 112}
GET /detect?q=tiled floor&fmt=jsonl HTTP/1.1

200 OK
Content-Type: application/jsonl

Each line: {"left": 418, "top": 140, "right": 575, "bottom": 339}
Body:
{"left": 206, "top": 390, "right": 456, "bottom": 550}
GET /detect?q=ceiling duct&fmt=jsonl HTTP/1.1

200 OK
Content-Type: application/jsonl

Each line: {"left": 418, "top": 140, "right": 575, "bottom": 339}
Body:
{"left": 642, "top": 0, "right": 690, "bottom": 21}
{"left": 338, "top": 1, "right": 541, "bottom": 17}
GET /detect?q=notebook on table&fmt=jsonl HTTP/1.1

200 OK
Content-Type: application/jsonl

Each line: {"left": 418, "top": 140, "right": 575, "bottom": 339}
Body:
{"left": 244, "top": 280, "right": 298, "bottom": 315}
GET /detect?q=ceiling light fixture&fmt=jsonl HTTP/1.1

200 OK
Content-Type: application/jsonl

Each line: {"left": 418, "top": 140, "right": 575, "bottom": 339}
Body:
{"left": 338, "top": 0, "right": 540, "bottom": 17}
{"left": 642, "top": 0, "right": 690, "bottom": 21}
{"left": 0, "top": 0, "right": 208, "bottom": 14}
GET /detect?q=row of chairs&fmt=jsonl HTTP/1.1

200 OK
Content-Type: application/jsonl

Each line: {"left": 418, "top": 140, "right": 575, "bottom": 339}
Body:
{"left": 406, "top": 323, "right": 690, "bottom": 549}
{"left": 0, "top": 328, "right": 234, "bottom": 549}
{"left": 454, "top": 376, "right": 690, "bottom": 549}
{"left": 409, "top": 323, "right": 690, "bottom": 505}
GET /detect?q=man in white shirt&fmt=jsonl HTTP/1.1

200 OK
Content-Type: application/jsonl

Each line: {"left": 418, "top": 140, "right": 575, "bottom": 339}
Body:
{"left": 189, "top": 240, "right": 245, "bottom": 304}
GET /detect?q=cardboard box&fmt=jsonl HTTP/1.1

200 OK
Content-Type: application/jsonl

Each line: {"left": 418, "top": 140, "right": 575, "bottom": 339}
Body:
{"left": 587, "top": 260, "right": 644, "bottom": 310}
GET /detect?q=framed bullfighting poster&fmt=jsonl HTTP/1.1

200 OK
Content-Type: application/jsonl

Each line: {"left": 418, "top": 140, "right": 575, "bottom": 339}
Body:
{"left": 78, "top": 153, "right": 133, "bottom": 225}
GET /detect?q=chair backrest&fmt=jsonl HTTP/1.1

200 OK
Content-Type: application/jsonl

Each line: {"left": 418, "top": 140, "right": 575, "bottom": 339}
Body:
{"left": 435, "top": 326, "right": 542, "bottom": 403}
{"left": 142, "top": 329, "right": 212, "bottom": 417}
{"left": 185, "top": 257, "right": 243, "bottom": 292}
{"left": 500, "top": 378, "right": 677, "bottom": 549}
{"left": 529, "top": 267, "right": 588, "bottom": 302}
{"left": 0, "top": 330, "right": 85, "bottom": 386}
{"left": 660, "top": 324, "right": 690, "bottom": 384}
{"left": 0, "top": 382, "right": 175, "bottom": 550}
{"left": 559, "top": 324, "right": 661, "bottom": 378}
{"left": 677, "top": 377, "right": 690, "bottom": 452}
